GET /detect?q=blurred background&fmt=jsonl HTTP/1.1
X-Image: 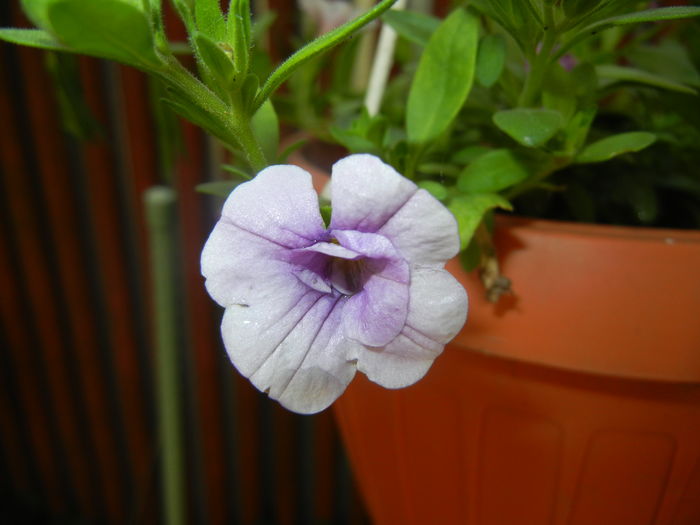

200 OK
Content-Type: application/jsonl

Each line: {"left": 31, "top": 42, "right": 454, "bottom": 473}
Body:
{"left": 0, "top": 1, "right": 453, "bottom": 523}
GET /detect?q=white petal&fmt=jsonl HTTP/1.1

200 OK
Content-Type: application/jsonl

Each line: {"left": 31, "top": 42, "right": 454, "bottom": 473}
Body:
{"left": 222, "top": 293, "right": 360, "bottom": 414}
{"left": 201, "top": 220, "right": 294, "bottom": 307}
{"left": 353, "top": 267, "right": 468, "bottom": 388}
{"left": 378, "top": 189, "right": 460, "bottom": 266}
{"left": 221, "top": 164, "right": 326, "bottom": 248}
{"left": 329, "top": 154, "right": 417, "bottom": 232}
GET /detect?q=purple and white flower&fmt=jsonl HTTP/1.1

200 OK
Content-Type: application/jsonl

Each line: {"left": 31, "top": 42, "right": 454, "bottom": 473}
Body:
{"left": 201, "top": 154, "right": 468, "bottom": 414}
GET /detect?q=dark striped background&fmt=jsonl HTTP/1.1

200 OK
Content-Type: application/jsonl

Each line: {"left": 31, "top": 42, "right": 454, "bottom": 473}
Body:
{"left": 0, "top": 1, "right": 415, "bottom": 523}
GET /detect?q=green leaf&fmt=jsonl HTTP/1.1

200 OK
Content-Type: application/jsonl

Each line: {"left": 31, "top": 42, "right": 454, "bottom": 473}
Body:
{"left": 457, "top": 149, "right": 530, "bottom": 193}
{"left": 451, "top": 145, "right": 490, "bottom": 164}
{"left": 196, "top": 180, "right": 244, "bottom": 197}
{"left": 253, "top": 0, "right": 397, "bottom": 113}
{"left": 20, "top": 0, "right": 53, "bottom": 29}
{"left": 576, "top": 131, "right": 657, "bottom": 164}
{"left": 596, "top": 64, "right": 697, "bottom": 95}
{"left": 320, "top": 205, "right": 332, "bottom": 228}
{"left": 492, "top": 108, "right": 563, "bottom": 147}
{"left": 449, "top": 194, "right": 512, "bottom": 250}
{"left": 381, "top": 9, "right": 440, "bottom": 46}
{"left": 251, "top": 99, "right": 279, "bottom": 163}
{"left": 0, "top": 28, "right": 67, "bottom": 51}
{"left": 47, "top": 0, "right": 160, "bottom": 68}
{"left": 627, "top": 41, "right": 700, "bottom": 89}
{"left": 476, "top": 34, "right": 506, "bottom": 88}
{"left": 559, "top": 7, "right": 700, "bottom": 59}
{"left": 227, "top": 0, "right": 251, "bottom": 76}
{"left": 406, "top": 8, "right": 478, "bottom": 144}
{"left": 194, "top": 32, "right": 236, "bottom": 87}
{"left": 195, "top": 0, "right": 226, "bottom": 40}
{"left": 460, "top": 238, "right": 481, "bottom": 272}
{"left": 417, "top": 181, "right": 449, "bottom": 201}
{"left": 469, "top": 0, "right": 542, "bottom": 51}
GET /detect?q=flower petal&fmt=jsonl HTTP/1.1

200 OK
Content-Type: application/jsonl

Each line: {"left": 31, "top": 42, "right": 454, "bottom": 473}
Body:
{"left": 333, "top": 230, "right": 410, "bottom": 346}
{"left": 329, "top": 154, "right": 417, "bottom": 232}
{"left": 378, "top": 189, "right": 460, "bottom": 266}
{"left": 353, "top": 267, "right": 468, "bottom": 388}
{"left": 201, "top": 219, "right": 293, "bottom": 307}
{"left": 221, "top": 164, "right": 326, "bottom": 248}
{"left": 222, "top": 293, "right": 360, "bottom": 414}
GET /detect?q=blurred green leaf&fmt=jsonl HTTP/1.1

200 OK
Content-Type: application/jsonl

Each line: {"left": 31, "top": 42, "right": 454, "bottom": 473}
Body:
{"left": 452, "top": 145, "right": 490, "bottom": 164}
{"left": 418, "top": 181, "right": 449, "bottom": 201}
{"left": 596, "top": 64, "right": 697, "bottom": 95}
{"left": 0, "top": 28, "right": 66, "bottom": 51}
{"left": 196, "top": 180, "right": 244, "bottom": 197}
{"left": 406, "top": 8, "right": 478, "bottom": 143}
{"left": 560, "top": 6, "right": 700, "bottom": 58}
{"left": 382, "top": 9, "right": 440, "bottom": 46}
{"left": 460, "top": 238, "right": 481, "bottom": 272}
{"left": 449, "top": 194, "right": 512, "bottom": 250}
{"left": 48, "top": 0, "right": 160, "bottom": 68}
{"left": 458, "top": 149, "right": 530, "bottom": 192}
{"left": 576, "top": 131, "right": 656, "bottom": 164}
{"left": 476, "top": 34, "right": 506, "bottom": 88}
{"left": 493, "top": 108, "right": 563, "bottom": 147}
{"left": 251, "top": 99, "right": 279, "bottom": 163}
{"left": 627, "top": 41, "right": 700, "bottom": 89}
{"left": 20, "top": 0, "right": 53, "bottom": 29}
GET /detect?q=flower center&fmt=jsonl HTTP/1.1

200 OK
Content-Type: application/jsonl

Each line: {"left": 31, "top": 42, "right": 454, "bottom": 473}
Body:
{"left": 330, "top": 256, "right": 366, "bottom": 296}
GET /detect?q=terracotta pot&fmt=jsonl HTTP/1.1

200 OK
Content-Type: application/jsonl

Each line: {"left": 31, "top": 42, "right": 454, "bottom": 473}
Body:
{"left": 290, "top": 141, "right": 700, "bottom": 525}
{"left": 335, "top": 218, "right": 700, "bottom": 525}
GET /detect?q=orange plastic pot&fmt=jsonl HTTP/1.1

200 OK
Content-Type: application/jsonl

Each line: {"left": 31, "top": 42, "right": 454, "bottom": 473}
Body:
{"left": 333, "top": 217, "right": 700, "bottom": 525}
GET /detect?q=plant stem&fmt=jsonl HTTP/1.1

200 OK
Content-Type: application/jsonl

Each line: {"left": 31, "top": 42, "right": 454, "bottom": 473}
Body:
{"left": 157, "top": 56, "right": 268, "bottom": 171}
{"left": 517, "top": 4, "right": 558, "bottom": 107}
{"left": 145, "top": 187, "right": 185, "bottom": 525}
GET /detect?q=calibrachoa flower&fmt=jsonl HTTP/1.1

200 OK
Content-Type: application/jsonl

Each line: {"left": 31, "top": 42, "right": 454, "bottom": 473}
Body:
{"left": 201, "top": 154, "right": 468, "bottom": 414}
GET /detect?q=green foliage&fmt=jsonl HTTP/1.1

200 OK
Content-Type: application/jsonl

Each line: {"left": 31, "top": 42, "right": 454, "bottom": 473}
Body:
{"left": 47, "top": 0, "right": 161, "bottom": 68}
{"left": 576, "top": 132, "right": 657, "bottom": 164}
{"left": 449, "top": 194, "right": 512, "bottom": 250}
{"left": 382, "top": 9, "right": 440, "bottom": 46}
{"left": 406, "top": 8, "right": 478, "bottom": 144}
{"left": 492, "top": 108, "right": 563, "bottom": 148}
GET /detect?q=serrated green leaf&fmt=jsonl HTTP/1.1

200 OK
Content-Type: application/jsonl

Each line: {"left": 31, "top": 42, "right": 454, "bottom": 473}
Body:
{"left": 596, "top": 64, "right": 697, "bottom": 95}
{"left": 381, "top": 9, "right": 440, "bottom": 46}
{"left": 457, "top": 149, "right": 530, "bottom": 192}
{"left": 417, "top": 181, "right": 449, "bottom": 201}
{"left": 449, "top": 194, "right": 512, "bottom": 250}
{"left": 476, "top": 34, "right": 506, "bottom": 88}
{"left": 48, "top": 0, "right": 160, "bottom": 68}
{"left": 0, "top": 28, "right": 67, "bottom": 51}
{"left": 251, "top": 99, "right": 279, "bottom": 163}
{"left": 406, "top": 8, "right": 478, "bottom": 144}
{"left": 493, "top": 108, "right": 563, "bottom": 147}
{"left": 576, "top": 131, "right": 656, "bottom": 164}
{"left": 196, "top": 180, "right": 244, "bottom": 197}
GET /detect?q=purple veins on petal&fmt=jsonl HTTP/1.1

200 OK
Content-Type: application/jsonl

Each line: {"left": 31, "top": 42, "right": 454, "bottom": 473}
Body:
{"left": 201, "top": 155, "right": 468, "bottom": 414}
